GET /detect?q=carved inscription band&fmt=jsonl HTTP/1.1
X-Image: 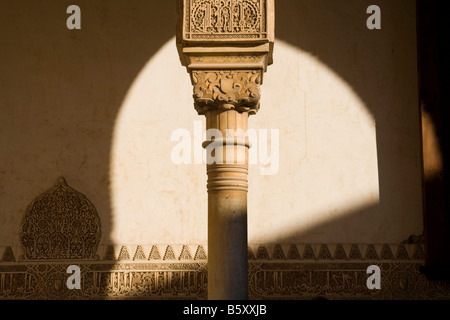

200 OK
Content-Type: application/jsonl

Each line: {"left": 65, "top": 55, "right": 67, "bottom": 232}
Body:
{"left": 184, "top": 0, "right": 267, "bottom": 40}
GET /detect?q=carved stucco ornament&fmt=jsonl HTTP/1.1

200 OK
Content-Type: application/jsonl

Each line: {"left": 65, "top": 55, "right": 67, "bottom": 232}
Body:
{"left": 20, "top": 177, "right": 101, "bottom": 260}
{"left": 193, "top": 69, "right": 261, "bottom": 115}
{"left": 186, "top": 0, "right": 267, "bottom": 40}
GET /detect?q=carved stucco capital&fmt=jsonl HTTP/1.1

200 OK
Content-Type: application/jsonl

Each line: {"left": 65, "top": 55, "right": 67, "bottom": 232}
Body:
{"left": 193, "top": 69, "right": 261, "bottom": 115}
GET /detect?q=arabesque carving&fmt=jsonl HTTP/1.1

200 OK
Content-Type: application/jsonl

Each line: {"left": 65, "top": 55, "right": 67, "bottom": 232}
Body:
{"left": 1, "top": 243, "right": 450, "bottom": 299}
{"left": 20, "top": 177, "right": 101, "bottom": 260}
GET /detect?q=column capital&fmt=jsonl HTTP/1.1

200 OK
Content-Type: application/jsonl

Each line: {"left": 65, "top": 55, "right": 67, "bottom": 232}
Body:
{"left": 192, "top": 69, "right": 261, "bottom": 115}
{"left": 176, "top": 0, "right": 274, "bottom": 115}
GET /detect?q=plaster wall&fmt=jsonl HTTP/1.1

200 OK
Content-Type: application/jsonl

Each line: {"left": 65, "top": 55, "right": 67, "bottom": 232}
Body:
{"left": 0, "top": 0, "right": 422, "bottom": 249}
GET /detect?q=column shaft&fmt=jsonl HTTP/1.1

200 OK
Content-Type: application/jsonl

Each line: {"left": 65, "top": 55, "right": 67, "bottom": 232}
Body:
{"left": 205, "top": 110, "right": 249, "bottom": 300}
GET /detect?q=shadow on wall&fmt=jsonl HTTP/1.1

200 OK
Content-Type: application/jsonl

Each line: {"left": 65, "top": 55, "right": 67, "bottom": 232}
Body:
{"left": 0, "top": 0, "right": 176, "bottom": 247}
{"left": 271, "top": 0, "right": 423, "bottom": 243}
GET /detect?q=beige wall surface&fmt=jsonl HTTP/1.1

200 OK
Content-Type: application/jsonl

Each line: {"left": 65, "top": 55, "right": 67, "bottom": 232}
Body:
{"left": 0, "top": 0, "right": 422, "bottom": 248}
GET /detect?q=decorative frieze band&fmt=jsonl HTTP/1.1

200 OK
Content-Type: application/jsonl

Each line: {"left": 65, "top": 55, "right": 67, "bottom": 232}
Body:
{"left": 193, "top": 70, "right": 262, "bottom": 115}
{"left": 20, "top": 177, "right": 101, "bottom": 261}
{"left": 1, "top": 243, "right": 450, "bottom": 300}
{"left": 4, "top": 177, "right": 444, "bottom": 300}
{"left": 100, "top": 244, "right": 208, "bottom": 262}
{"left": 248, "top": 262, "right": 450, "bottom": 300}
{"left": 0, "top": 243, "right": 426, "bottom": 264}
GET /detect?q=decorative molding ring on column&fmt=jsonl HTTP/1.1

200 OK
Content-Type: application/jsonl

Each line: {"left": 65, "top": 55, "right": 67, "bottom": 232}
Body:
{"left": 207, "top": 164, "right": 249, "bottom": 192}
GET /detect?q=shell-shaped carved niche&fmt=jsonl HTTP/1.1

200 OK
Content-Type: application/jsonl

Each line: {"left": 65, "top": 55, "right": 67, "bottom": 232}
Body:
{"left": 20, "top": 177, "right": 101, "bottom": 260}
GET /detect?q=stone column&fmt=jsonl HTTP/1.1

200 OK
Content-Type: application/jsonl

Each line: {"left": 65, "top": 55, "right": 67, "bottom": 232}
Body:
{"left": 196, "top": 71, "right": 258, "bottom": 299}
{"left": 176, "top": 0, "right": 274, "bottom": 300}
